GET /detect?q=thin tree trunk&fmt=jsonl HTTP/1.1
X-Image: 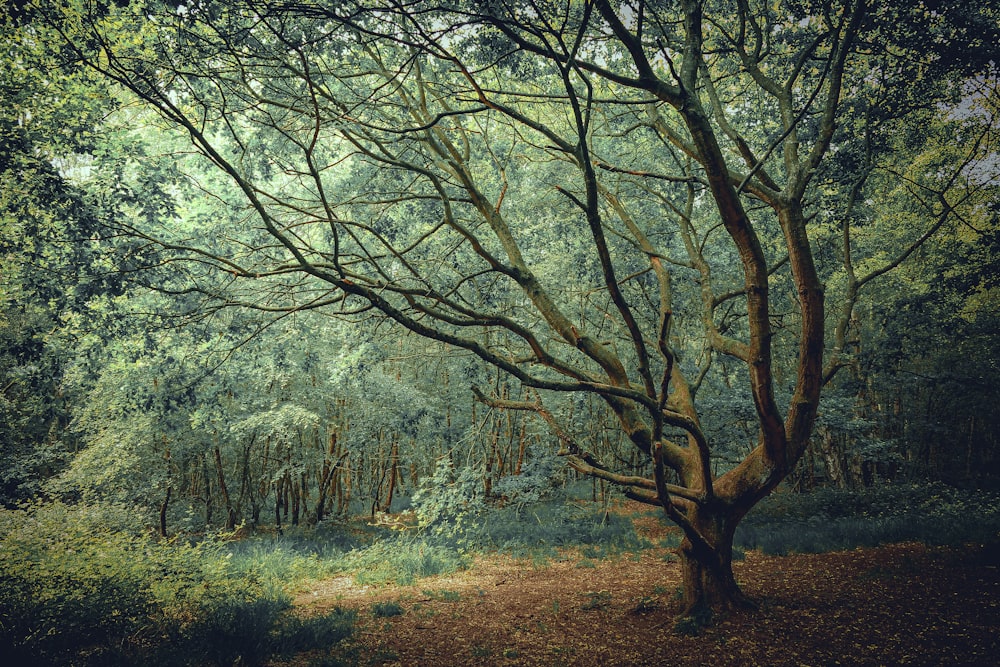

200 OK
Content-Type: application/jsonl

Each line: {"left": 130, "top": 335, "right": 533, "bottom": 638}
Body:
{"left": 315, "top": 432, "right": 337, "bottom": 523}
{"left": 383, "top": 438, "right": 399, "bottom": 512}
{"left": 214, "top": 445, "right": 236, "bottom": 530}
{"left": 159, "top": 486, "right": 171, "bottom": 539}
{"left": 275, "top": 476, "right": 283, "bottom": 533}
{"left": 202, "top": 454, "right": 213, "bottom": 526}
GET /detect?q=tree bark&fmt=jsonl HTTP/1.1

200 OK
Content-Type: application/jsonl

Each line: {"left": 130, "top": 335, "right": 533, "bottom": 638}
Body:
{"left": 676, "top": 505, "right": 756, "bottom": 619}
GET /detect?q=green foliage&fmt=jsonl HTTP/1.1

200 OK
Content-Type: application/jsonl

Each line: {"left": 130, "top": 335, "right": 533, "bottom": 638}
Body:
{"left": 3, "top": 0, "right": 998, "bottom": 624}
{"left": 413, "top": 456, "right": 645, "bottom": 557}
{"left": 0, "top": 502, "right": 153, "bottom": 664}
{"left": 491, "top": 447, "right": 563, "bottom": 507}
{"left": 736, "top": 484, "right": 1000, "bottom": 554}
{"left": 411, "top": 457, "right": 487, "bottom": 546}
{"left": 0, "top": 501, "right": 355, "bottom": 666}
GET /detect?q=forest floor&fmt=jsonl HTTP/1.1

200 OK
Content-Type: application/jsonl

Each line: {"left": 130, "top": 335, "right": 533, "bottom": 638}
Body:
{"left": 286, "top": 509, "right": 1000, "bottom": 666}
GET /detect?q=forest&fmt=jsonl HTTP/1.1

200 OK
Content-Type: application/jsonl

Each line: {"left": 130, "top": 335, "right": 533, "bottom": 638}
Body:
{"left": 2, "top": 0, "right": 999, "bottom": 665}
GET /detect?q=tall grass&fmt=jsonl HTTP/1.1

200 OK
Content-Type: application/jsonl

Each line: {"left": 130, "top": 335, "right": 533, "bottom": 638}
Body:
{"left": 224, "top": 523, "right": 469, "bottom": 589}
{"left": 340, "top": 537, "right": 470, "bottom": 586}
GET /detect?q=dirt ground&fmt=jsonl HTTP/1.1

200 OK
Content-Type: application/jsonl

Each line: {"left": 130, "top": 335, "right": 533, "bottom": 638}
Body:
{"left": 289, "top": 512, "right": 1000, "bottom": 666}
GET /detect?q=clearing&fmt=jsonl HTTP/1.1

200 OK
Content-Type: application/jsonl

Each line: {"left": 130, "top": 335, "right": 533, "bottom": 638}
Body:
{"left": 288, "top": 511, "right": 1000, "bottom": 666}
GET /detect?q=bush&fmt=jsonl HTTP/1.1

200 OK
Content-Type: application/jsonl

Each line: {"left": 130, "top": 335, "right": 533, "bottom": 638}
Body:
{"left": 491, "top": 447, "right": 563, "bottom": 508}
{"left": 0, "top": 501, "right": 355, "bottom": 666}
{"left": 411, "top": 459, "right": 487, "bottom": 546}
{"left": 0, "top": 502, "right": 156, "bottom": 665}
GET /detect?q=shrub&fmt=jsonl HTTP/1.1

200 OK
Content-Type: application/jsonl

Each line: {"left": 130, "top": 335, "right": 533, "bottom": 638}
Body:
{"left": 0, "top": 502, "right": 156, "bottom": 665}
{"left": 491, "top": 447, "right": 563, "bottom": 507}
{"left": 411, "top": 459, "right": 487, "bottom": 546}
{"left": 0, "top": 501, "right": 355, "bottom": 666}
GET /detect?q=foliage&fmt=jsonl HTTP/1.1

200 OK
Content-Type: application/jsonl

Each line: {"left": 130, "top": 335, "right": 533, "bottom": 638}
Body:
{"left": 0, "top": 502, "right": 153, "bottom": 663}
{"left": 2, "top": 0, "right": 999, "bottom": 622}
{"left": 0, "top": 501, "right": 354, "bottom": 666}
{"left": 412, "top": 453, "right": 645, "bottom": 557}
{"left": 491, "top": 446, "right": 564, "bottom": 508}
{"left": 411, "top": 457, "right": 488, "bottom": 546}
{"left": 736, "top": 484, "right": 1000, "bottom": 554}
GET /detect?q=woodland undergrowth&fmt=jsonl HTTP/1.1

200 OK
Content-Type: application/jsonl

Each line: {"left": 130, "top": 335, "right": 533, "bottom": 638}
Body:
{"left": 2, "top": 484, "right": 998, "bottom": 665}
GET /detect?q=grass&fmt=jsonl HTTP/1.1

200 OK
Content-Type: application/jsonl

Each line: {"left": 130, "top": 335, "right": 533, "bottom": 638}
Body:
{"left": 343, "top": 537, "right": 468, "bottom": 587}
{"left": 459, "top": 499, "right": 649, "bottom": 563}
{"left": 421, "top": 589, "right": 462, "bottom": 602}
{"left": 226, "top": 527, "right": 468, "bottom": 589}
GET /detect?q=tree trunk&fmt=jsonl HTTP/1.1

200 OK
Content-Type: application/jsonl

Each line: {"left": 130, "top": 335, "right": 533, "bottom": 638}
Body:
{"left": 159, "top": 485, "right": 171, "bottom": 539}
{"left": 275, "top": 476, "right": 283, "bottom": 533}
{"left": 383, "top": 438, "right": 400, "bottom": 512}
{"left": 676, "top": 507, "right": 756, "bottom": 622}
{"left": 214, "top": 445, "right": 236, "bottom": 530}
{"left": 315, "top": 432, "right": 338, "bottom": 524}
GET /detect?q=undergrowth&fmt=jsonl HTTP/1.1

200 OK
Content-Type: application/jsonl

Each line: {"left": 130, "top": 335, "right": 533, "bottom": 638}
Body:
{"left": 0, "top": 502, "right": 355, "bottom": 666}
{"left": 411, "top": 458, "right": 647, "bottom": 560}
{"left": 736, "top": 483, "right": 1000, "bottom": 554}
{"left": 470, "top": 500, "right": 648, "bottom": 558}
{"left": 8, "top": 484, "right": 992, "bottom": 664}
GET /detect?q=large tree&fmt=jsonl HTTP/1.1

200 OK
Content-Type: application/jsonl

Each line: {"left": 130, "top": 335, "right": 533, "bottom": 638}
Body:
{"left": 39, "top": 0, "right": 996, "bottom": 617}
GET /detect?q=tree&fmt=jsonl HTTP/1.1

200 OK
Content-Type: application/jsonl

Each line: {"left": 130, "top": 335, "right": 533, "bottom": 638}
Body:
{"left": 39, "top": 0, "right": 997, "bottom": 617}
{"left": 0, "top": 9, "right": 128, "bottom": 504}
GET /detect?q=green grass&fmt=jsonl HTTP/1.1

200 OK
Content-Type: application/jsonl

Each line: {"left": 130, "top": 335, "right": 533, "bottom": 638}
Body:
{"left": 343, "top": 537, "right": 469, "bottom": 587}
{"left": 421, "top": 588, "right": 461, "bottom": 602}
{"left": 226, "top": 525, "right": 468, "bottom": 589}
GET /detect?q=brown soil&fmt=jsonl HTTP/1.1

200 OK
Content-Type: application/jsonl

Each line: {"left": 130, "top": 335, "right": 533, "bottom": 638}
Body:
{"left": 288, "top": 509, "right": 1000, "bottom": 666}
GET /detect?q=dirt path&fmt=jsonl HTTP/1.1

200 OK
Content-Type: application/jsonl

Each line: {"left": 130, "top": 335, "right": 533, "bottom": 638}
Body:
{"left": 290, "top": 538, "right": 1000, "bottom": 665}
